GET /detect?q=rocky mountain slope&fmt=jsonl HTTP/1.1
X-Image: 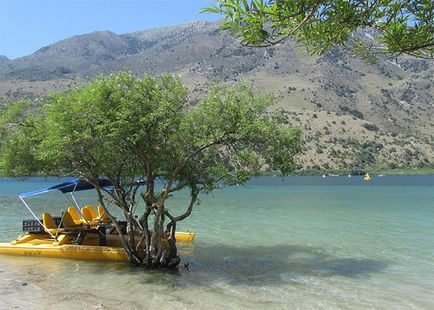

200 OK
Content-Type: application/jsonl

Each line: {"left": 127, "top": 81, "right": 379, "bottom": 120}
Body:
{"left": 1, "top": 21, "right": 433, "bottom": 173}
{"left": 0, "top": 55, "right": 9, "bottom": 64}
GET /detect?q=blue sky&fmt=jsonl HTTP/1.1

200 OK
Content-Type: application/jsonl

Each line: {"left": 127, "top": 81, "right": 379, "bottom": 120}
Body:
{"left": 0, "top": 0, "right": 220, "bottom": 59}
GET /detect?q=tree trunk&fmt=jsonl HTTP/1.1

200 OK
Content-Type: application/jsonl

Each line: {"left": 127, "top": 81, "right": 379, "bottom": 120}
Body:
{"left": 150, "top": 202, "right": 165, "bottom": 265}
{"left": 137, "top": 205, "right": 152, "bottom": 266}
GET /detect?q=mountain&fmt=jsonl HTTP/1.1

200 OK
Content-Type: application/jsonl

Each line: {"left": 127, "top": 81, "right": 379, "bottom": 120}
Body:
{"left": 0, "top": 22, "right": 224, "bottom": 80}
{"left": 0, "top": 21, "right": 433, "bottom": 173}
{"left": 0, "top": 55, "right": 9, "bottom": 71}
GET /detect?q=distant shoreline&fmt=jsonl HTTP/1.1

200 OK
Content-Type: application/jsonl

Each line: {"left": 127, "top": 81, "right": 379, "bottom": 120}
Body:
{"left": 1, "top": 169, "right": 433, "bottom": 182}
{"left": 267, "top": 166, "right": 434, "bottom": 177}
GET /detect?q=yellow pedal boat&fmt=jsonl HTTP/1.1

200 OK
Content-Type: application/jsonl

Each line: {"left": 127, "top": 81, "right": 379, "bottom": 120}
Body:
{"left": 0, "top": 178, "right": 195, "bottom": 262}
{"left": 0, "top": 231, "right": 195, "bottom": 261}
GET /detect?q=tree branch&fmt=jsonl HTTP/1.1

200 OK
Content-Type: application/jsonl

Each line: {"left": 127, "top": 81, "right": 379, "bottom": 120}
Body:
{"left": 242, "top": 0, "right": 323, "bottom": 47}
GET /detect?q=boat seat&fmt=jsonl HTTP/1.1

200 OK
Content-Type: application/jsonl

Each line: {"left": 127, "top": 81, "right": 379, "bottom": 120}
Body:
{"left": 62, "top": 211, "right": 79, "bottom": 230}
{"left": 42, "top": 212, "right": 63, "bottom": 234}
{"left": 98, "top": 205, "right": 111, "bottom": 223}
{"left": 42, "top": 212, "right": 57, "bottom": 229}
{"left": 67, "top": 207, "right": 84, "bottom": 225}
{"left": 81, "top": 207, "right": 94, "bottom": 223}
{"left": 84, "top": 205, "right": 98, "bottom": 220}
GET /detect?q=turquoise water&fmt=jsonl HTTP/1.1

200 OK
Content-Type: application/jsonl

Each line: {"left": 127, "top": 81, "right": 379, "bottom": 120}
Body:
{"left": 0, "top": 176, "right": 433, "bottom": 309}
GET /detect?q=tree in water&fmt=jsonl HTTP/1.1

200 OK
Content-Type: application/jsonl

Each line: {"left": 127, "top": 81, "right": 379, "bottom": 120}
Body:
{"left": 203, "top": 0, "right": 434, "bottom": 60}
{"left": 0, "top": 72, "right": 301, "bottom": 267}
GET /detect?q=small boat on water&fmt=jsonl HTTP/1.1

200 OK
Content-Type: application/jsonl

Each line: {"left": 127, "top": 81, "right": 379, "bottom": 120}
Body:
{"left": 364, "top": 173, "right": 372, "bottom": 182}
{"left": 0, "top": 179, "right": 195, "bottom": 262}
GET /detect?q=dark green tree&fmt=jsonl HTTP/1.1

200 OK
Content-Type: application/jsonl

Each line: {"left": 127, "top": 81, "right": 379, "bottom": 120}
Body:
{"left": 0, "top": 72, "right": 301, "bottom": 267}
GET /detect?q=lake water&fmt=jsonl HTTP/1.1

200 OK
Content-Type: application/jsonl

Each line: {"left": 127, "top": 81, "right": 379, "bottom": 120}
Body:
{"left": 0, "top": 176, "right": 433, "bottom": 309}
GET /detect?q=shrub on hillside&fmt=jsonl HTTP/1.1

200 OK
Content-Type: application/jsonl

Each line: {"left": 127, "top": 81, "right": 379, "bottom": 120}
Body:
{"left": 362, "top": 123, "right": 379, "bottom": 132}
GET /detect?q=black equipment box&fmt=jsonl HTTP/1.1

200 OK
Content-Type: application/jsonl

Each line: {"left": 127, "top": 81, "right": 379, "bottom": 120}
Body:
{"left": 22, "top": 217, "right": 62, "bottom": 232}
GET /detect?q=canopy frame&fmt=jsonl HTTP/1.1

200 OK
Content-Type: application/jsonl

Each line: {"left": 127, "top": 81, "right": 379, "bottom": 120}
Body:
{"left": 18, "top": 178, "right": 113, "bottom": 238}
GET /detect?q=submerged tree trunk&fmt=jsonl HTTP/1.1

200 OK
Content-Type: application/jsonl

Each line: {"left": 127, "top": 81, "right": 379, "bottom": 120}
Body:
{"left": 137, "top": 205, "right": 152, "bottom": 266}
{"left": 95, "top": 181, "right": 197, "bottom": 268}
{"left": 134, "top": 201, "right": 180, "bottom": 268}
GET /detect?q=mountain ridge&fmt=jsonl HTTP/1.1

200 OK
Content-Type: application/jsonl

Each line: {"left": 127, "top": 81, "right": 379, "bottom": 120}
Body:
{"left": 0, "top": 21, "right": 433, "bottom": 173}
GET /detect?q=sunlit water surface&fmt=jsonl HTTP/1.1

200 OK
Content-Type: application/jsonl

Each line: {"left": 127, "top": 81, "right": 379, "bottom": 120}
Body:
{"left": 0, "top": 176, "right": 433, "bottom": 309}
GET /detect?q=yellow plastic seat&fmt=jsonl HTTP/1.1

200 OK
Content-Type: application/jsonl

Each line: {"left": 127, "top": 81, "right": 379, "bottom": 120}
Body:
{"left": 62, "top": 211, "right": 78, "bottom": 229}
{"left": 42, "top": 213, "right": 57, "bottom": 229}
{"left": 81, "top": 207, "right": 94, "bottom": 223}
{"left": 42, "top": 212, "right": 62, "bottom": 234}
{"left": 98, "top": 205, "right": 111, "bottom": 223}
{"left": 84, "top": 205, "right": 98, "bottom": 220}
{"left": 67, "top": 207, "right": 83, "bottom": 225}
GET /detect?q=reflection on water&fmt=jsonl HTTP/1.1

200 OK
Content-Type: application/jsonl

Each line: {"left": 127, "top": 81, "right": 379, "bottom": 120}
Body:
{"left": 0, "top": 177, "right": 433, "bottom": 309}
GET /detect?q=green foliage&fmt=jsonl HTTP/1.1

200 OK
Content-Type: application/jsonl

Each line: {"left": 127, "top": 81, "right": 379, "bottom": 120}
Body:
{"left": 0, "top": 72, "right": 300, "bottom": 266}
{"left": 0, "top": 100, "right": 45, "bottom": 176}
{"left": 362, "top": 123, "right": 379, "bottom": 132}
{"left": 0, "top": 72, "right": 301, "bottom": 194}
{"left": 339, "top": 105, "right": 364, "bottom": 119}
{"left": 203, "top": 0, "right": 434, "bottom": 59}
{"left": 181, "top": 84, "right": 301, "bottom": 188}
{"left": 0, "top": 74, "right": 302, "bottom": 266}
{"left": 38, "top": 73, "right": 189, "bottom": 182}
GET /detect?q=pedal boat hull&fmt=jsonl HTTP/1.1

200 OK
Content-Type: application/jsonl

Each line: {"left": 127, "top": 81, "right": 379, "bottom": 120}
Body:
{"left": 0, "top": 231, "right": 195, "bottom": 261}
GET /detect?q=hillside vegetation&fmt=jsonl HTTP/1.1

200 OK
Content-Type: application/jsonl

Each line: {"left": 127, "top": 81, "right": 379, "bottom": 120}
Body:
{"left": 1, "top": 21, "right": 433, "bottom": 174}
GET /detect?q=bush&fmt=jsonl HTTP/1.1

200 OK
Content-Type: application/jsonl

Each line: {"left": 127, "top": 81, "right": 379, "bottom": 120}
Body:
{"left": 362, "top": 123, "right": 379, "bottom": 132}
{"left": 339, "top": 106, "right": 364, "bottom": 119}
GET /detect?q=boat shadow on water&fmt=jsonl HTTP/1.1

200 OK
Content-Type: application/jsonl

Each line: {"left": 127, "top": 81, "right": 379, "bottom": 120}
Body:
{"left": 178, "top": 243, "right": 389, "bottom": 286}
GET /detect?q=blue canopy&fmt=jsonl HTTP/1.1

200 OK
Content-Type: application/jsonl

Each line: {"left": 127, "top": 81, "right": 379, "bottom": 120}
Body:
{"left": 19, "top": 178, "right": 113, "bottom": 198}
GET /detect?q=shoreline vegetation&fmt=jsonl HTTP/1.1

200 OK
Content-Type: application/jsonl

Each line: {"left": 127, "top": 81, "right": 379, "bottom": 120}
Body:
{"left": 1, "top": 166, "right": 433, "bottom": 180}
{"left": 269, "top": 165, "right": 434, "bottom": 176}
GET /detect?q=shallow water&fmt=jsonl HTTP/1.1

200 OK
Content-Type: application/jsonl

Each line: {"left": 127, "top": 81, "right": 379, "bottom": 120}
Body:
{"left": 0, "top": 176, "right": 433, "bottom": 309}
